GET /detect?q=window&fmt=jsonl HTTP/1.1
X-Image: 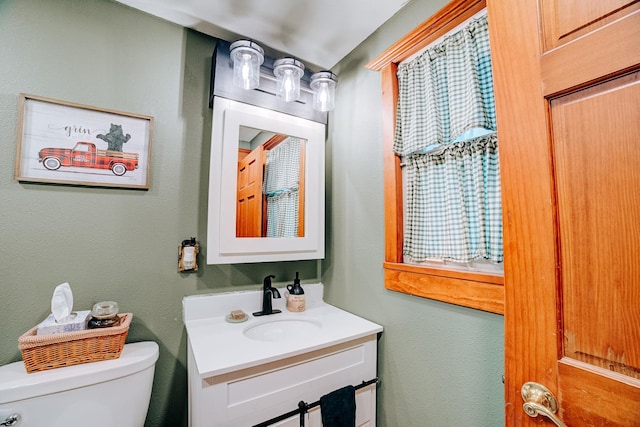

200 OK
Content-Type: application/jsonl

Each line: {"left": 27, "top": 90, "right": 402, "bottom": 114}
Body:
{"left": 367, "top": 0, "right": 504, "bottom": 314}
{"left": 396, "top": 12, "right": 502, "bottom": 267}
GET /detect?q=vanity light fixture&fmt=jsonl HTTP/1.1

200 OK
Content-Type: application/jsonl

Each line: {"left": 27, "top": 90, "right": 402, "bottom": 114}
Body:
{"left": 273, "top": 57, "right": 305, "bottom": 102}
{"left": 310, "top": 71, "right": 338, "bottom": 112}
{"left": 230, "top": 40, "right": 264, "bottom": 90}
{"left": 226, "top": 39, "right": 338, "bottom": 112}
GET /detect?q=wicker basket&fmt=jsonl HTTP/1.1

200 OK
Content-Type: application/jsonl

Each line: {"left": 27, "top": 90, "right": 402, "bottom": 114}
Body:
{"left": 18, "top": 313, "right": 132, "bottom": 373}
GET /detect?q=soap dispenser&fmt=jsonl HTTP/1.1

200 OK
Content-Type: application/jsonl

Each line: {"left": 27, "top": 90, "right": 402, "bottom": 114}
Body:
{"left": 286, "top": 272, "right": 305, "bottom": 312}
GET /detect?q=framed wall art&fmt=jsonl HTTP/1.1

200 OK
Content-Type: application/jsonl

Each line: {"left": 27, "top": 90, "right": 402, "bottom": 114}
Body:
{"left": 14, "top": 94, "right": 153, "bottom": 190}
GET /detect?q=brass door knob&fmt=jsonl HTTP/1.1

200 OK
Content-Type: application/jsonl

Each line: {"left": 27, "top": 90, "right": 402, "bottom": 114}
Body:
{"left": 521, "top": 382, "right": 567, "bottom": 427}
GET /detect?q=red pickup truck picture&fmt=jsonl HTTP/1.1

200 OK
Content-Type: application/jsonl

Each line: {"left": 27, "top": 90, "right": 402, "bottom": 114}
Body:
{"left": 38, "top": 142, "right": 139, "bottom": 176}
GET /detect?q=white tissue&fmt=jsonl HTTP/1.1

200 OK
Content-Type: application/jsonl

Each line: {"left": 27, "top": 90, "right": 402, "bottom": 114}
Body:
{"left": 37, "top": 283, "right": 90, "bottom": 335}
{"left": 51, "top": 282, "right": 73, "bottom": 323}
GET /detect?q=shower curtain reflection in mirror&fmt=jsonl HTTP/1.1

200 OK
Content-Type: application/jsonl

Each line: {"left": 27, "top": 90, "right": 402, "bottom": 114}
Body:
{"left": 236, "top": 126, "right": 305, "bottom": 238}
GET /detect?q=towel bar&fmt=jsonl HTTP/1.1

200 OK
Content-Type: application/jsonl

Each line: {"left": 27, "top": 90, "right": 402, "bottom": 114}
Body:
{"left": 252, "top": 377, "right": 379, "bottom": 427}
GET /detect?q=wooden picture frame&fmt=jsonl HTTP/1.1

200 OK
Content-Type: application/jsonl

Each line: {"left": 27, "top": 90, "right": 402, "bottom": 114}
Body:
{"left": 14, "top": 94, "right": 153, "bottom": 190}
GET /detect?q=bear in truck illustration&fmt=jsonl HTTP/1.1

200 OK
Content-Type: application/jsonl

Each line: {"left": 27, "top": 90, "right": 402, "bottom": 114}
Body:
{"left": 96, "top": 123, "right": 131, "bottom": 151}
{"left": 38, "top": 141, "right": 139, "bottom": 176}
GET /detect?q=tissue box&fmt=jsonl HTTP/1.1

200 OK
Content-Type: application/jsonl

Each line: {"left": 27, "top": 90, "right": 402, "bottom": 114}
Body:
{"left": 36, "top": 310, "right": 91, "bottom": 335}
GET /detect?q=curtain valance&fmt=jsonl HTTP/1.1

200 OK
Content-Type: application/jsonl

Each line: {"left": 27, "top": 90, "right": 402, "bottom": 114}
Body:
{"left": 394, "top": 14, "right": 495, "bottom": 157}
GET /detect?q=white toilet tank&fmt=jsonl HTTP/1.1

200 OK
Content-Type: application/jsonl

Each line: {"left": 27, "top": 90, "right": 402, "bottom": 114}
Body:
{"left": 0, "top": 341, "right": 158, "bottom": 427}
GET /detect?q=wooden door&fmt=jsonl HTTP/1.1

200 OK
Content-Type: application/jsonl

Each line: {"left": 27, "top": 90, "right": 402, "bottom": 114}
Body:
{"left": 488, "top": 0, "right": 640, "bottom": 425}
{"left": 236, "top": 145, "right": 264, "bottom": 237}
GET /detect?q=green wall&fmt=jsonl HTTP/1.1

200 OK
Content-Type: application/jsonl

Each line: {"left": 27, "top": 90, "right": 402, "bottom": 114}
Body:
{"left": 0, "top": 0, "right": 504, "bottom": 425}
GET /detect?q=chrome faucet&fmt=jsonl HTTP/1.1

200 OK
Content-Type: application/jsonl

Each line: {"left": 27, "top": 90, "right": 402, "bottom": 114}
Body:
{"left": 253, "top": 275, "right": 281, "bottom": 316}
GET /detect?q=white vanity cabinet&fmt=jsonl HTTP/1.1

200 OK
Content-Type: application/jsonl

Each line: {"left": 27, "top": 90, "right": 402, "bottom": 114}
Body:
{"left": 184, "top": 284, "right": 382, "bottom": 427}
{"left": 187, "top": 335, "right": 378, "bottom": 427}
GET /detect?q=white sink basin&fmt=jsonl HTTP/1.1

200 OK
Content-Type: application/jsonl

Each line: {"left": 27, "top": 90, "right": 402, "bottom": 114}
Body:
{"left": 243, "top": 318, "right": 321, "bottom": 341}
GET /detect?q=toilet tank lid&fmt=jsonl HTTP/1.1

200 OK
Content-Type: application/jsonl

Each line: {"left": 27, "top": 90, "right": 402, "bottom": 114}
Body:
{"left": 0, "top": 341, "right": 159, "bottom": 404}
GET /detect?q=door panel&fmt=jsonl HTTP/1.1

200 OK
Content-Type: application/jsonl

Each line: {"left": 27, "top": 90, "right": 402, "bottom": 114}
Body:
{"left": 551, "top": 74, "right": 640, "bottom": 381}
{"left": 540, "top": 8, "right": 640, "bottom": 97}
{"left": 540, "top": 0, "right": 639, "bottom": 49}
{"left": 559, "top": 360, "right": 640, "bottom": 426}
{"left": 488, "top": 0, "right": 640, "bottom": 424}
{"left": 236, "top": 145, "right": 264, "bottom": 237}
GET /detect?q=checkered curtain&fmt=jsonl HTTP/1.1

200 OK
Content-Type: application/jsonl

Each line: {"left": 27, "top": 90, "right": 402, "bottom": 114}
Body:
{"left": 263, "top": 137, "right": 300, "bottom": 237}
{"left": 394, "top": 14, "right": 503, "bottom": 263}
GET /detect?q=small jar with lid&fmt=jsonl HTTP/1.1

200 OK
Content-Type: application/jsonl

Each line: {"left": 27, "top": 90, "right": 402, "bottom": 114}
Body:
{"left": 87, "top": 301, "right": 121, "bottom": 329}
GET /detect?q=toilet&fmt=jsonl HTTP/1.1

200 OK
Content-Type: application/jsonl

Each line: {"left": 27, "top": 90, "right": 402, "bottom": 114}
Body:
{"left": 0, "top": 341, "right": 158, "bottom": 427}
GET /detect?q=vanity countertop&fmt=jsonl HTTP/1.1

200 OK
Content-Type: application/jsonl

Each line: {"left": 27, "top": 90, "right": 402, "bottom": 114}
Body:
{"left": 183, "top": 283, "right": 383, "bottom": 378}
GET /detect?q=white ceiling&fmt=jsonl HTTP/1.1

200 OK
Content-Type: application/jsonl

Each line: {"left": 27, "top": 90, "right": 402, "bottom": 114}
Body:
{"left": 114, "top": 0, "right": 412, "bottom": 70}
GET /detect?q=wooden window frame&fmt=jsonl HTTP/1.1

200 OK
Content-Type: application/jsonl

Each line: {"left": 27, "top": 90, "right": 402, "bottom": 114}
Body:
{"left": 366, "top": 0, "right": 504, "bottom": 314}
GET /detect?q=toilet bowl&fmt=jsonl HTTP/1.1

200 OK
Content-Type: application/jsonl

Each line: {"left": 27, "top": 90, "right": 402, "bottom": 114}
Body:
{"left": 0, "top": 341, "right": 158, "bottom": 427}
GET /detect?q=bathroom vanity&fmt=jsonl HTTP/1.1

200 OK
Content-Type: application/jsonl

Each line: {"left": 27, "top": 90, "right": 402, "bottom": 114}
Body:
{"left": 183, "top": 284, "right": 383, "bottom": 426}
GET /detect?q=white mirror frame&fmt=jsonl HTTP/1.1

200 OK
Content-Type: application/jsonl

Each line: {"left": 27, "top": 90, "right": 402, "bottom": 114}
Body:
{"left": 207, "top": 97, "right": 325, "bottom": 264}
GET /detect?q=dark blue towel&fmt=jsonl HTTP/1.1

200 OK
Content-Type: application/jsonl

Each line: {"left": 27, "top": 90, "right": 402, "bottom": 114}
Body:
{"left": 319, "top": 385, "right": 356, "bottom": 427}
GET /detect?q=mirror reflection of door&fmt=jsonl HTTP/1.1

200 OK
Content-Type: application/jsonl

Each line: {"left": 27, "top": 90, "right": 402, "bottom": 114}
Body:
{"left": 236, "top": 126, "right": 306, "bottom": 238}
{"left": 236, "top": 144, "right": 264, "bottom": 237}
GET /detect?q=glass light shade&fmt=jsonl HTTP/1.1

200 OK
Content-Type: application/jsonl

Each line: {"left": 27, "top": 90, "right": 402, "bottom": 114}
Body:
{"left": 310, "top": 71, "right": 337, "bottom": 112}
{"left": 274, "top": 58, "right": 305, "bottom": 102}
{"left": 230, "top": 40, "right": 264, "bottom": 90}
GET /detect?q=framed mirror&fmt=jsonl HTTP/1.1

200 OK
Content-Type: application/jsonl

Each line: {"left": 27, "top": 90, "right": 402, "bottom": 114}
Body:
{"left": 207, "top": 97, "right": 325, "bottom": 264}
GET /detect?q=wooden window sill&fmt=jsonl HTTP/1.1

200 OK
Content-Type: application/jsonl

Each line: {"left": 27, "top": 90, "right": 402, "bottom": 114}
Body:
{"left": 384, "top": 262, "right": 504, "bottom": 314}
